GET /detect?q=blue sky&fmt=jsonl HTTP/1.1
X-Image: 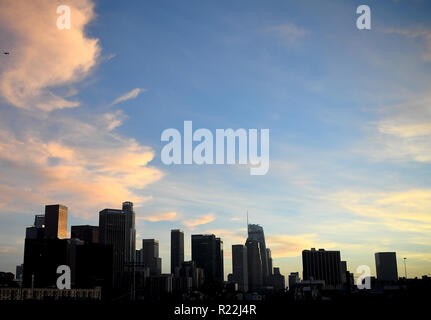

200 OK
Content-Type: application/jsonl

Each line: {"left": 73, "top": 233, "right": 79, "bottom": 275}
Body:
{"left": 1, "top": 0, "right": 431, "bottom": 280}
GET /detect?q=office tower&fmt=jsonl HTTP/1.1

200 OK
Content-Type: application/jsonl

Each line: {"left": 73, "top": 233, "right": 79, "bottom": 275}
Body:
{"left": 288, "top": 272, "right": 300, "bottom": 291}
{"left": 215, "top": 238, "right": 224, "bottom": 282}
{"left": 122, "top": 202, "right": 136, "bottom": 266}
{"left": 302, "top": 248, "right": 342, "bottom": 289}
{"left": 232, "top": 244, "right": 248, "bottom": 292}
{"left": 173, "top": 260, "right": 205, "bottom": 291}
{"left": 23, "top": 238, "right": 70, "bottom": 288}
{"left": 267, "top": 248, "right": 273, "bottom": 276}
{"left": 247, "top": 224, "right": 269, "bottom": 279}
{"left": 99, "top": 202, "right": 136, "bottom": 288}
{"left": 75, "top": 243, "right": 113, "bottom": 290}
{"left": 69, "top": 238, "right": 84, "bottom": 286}
{"left": 142, "top": 239, "right": 162, "bottom": 275}
{"left": 191, "top": 234, "right": 218, "bottom": 281}
{"left": 245, "top": 238, "right": 263, "bottom": 291}
{"left": 71, "top": 225, "right": 99, "bottom": 244}
{"left": 44, "top": 204, "right": 68, "bottom": 239}
{"left": 34, "top": 215, "right": 45, "bottom": 228}
{"left": 340, "top": 260, "right": 348, "bottom": 285}
{"left": 171, "top": 229, "right": 184, "bottom": 274}
{"left": 26, "top": 214, "right": 46, "bottom": 240}
{"left": 268, "top": 267, "right": 285, "bottom": 292}
{"left": 375, "top": 252, "right": 398, "bottom": 282}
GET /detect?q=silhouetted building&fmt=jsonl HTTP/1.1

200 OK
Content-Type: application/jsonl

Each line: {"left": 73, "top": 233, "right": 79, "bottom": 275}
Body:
{"left": 268, "top": 267, "right": 285, "bottom": 292}
{"left": 147, "top": 274, "right": 173, "bottom": 298}
{"left": 375, "top": 252, "right": 398, "bottom": 282}
{"left": 142, "top": 239, "right": 162, "bottom": 275}
{"left": 171, "top": 229, "right": 184, "bottom": 274}
{"left": 71, "top": 225, "right": 99, "bottom": 244}
{"left": 248, "top": 224, "right": 269, "bottom": 280}
{"left": 267, "top": 248, "right": 273, "bottom": 276}
{"left": 232, "top": 244, "right": 248, "bottom": 292}
{"left": 25, "top": 226, "right": 45, "bottom": 240}
{"left": 34, "top": 215, "right": 45, "bottom": 228}
{"left": 192, "top": 234, "right": 218, "bottom": 282}
{"left": 302, "top": 248, "right": 342, "bottom": 289}
{"left": 99, "top": 202, "right": 136, "bottom": 288}
{"left": 215, "top": 237, "right": 224, "bottom": 282}
{"left": 44, "top": 204, "right": 68, "bottom": 239}
{"left": 288, "top": 272, "right": 300, "bottom": 291}
{"left": 122, "top": 202, "right": 136, "bottom": 266}
{"left": 23, "top": 238, "right": 70, "bottom": 288}
{"left": 174, "top": 260, "right": 204, "bottom": 292}
{"left": 25, "top": 214, "right": 45, "bottom": 240}
{"left": 245, "top": 238, "right": 263, "bottom": 291}
{"left": 340, "top": 260, "right": 348, "bottom": 285}
{"left": 75, "top": 243, "right": 113, "bottom": 292}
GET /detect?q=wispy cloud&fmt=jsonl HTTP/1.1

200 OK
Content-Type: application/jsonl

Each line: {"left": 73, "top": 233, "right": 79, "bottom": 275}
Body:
{"left": 109, "top": 88, "right": 147, "bottom": 107}
{"left": 183, "top": 213, "right": 215, "bottom": 229}
{"left": 360, "top": 95, "right": 431, "bottom": 163}
{"left": 0, "top": 0, "right": 100, "bottom": 111}
{"left": 327, "top": 189, "right": 431, "bottom": 234}
{"left": 384, "top": 26, "right": 431, "bottom": 61}
{"left": 139, "top": 211, "right": 177, "bottom": 222}
{"left": 266, "top": 22, "right": 309, "bottom": 45}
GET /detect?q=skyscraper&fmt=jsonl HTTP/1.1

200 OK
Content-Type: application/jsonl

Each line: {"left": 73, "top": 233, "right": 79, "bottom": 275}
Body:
{"left": 99, "top": 202, "right": 136, "bottom": 288}
{"left": 44, "top": 204, "right": 68, "bottom": 239}
{"left": 247, "top": 224, "right": 269, "bottom": 279}
{"left": 25, "top": 214, "right": 45, "bottom": 240}
{"left": 215, "top": 237, "right": 224, "bottom": 282}
{"left": 71, "top": 225, "right": 99, "bottom": 244}
{"left": 171, "top": 229, "right": 184, "bottom": 274}
{"left": 267, "top": 248, "right": 273, "bottom": 276}
{"left": 245, "top": 238, "right": 263, "bottom": 291}
{"left": 192, "top": 234, "right": 219, "bottom": 282}
{"left": 34, "top": 215, "right": 45, "bottom": 228}
{"left": 375, "top": 252, "right": 398, "bottom": 282}
{"left": 142, "top": 239, "right": 162, "bottom": 275}
{"left": 122, "top": 201, "right": 136, "bottom": 266}
{"left": 232, "top": 244, "right": 248, "bottom": 292}
{"left": 302, "top": 248, "right": 342, "bottom": 289}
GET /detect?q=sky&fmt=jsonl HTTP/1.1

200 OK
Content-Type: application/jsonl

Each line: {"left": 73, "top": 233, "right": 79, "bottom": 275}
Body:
{"left": 1, "top": 0, "right": 431, "bottom": 280}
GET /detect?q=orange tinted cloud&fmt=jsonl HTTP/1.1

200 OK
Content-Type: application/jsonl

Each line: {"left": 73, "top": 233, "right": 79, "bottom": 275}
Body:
{"left": 140, "top": 212, "right": 178, "bottom": 222}
{"left": 0, "top": 0, "right": 100, "bottom": 111}
{"left": 0, "top": 113, "right": 163, "bottom": 218}
{"left": 183, "top": 213, "right": 215, "bottom": 228}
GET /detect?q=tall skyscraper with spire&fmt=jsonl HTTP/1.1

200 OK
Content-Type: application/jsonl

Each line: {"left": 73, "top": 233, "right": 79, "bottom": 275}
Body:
{"left": 247, "top": 223, "right": 269, "bottom": 280}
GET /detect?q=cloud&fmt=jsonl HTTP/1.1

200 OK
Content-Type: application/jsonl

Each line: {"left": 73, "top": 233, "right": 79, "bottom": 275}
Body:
{"left": 266, "top": 22, "right": 309, "bottom": 44}
{"left": 139, "top": 211, "right": 177, "bottom": 222}
{"left": 0, "top": 246, "right": 18, "bottom": 254}
{"left": 183, "top": 213, "right": 215, "bottom": 228}
{"left": 109, "top": 88, "right": 147, "bottom": 107}
{"left": 384, "top": 27, "right": 431, "bottom": 61}
{"left": 0, "top": 111, "right": 163, "bottom": 219}
{"left": 361, "top": 96, "right": 431, "bottom": 163}
{"left": 328, "top": 189, "right": 431, "bottom": 234}
{"left": 0, "top": 0, "right": 100, "bottom": 111}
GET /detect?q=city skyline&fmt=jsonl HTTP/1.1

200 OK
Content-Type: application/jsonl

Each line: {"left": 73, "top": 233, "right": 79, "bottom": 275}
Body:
{"left": 0, "top": 0, "right": 431, "bottom": 281}
{"left": 9, "top": 201, "right": 425, "bottom": 283}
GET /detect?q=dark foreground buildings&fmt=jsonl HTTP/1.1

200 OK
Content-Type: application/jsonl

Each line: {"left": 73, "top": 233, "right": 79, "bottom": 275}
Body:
{"left": 302, "top": 248, "right": 342, "bottom": 289}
